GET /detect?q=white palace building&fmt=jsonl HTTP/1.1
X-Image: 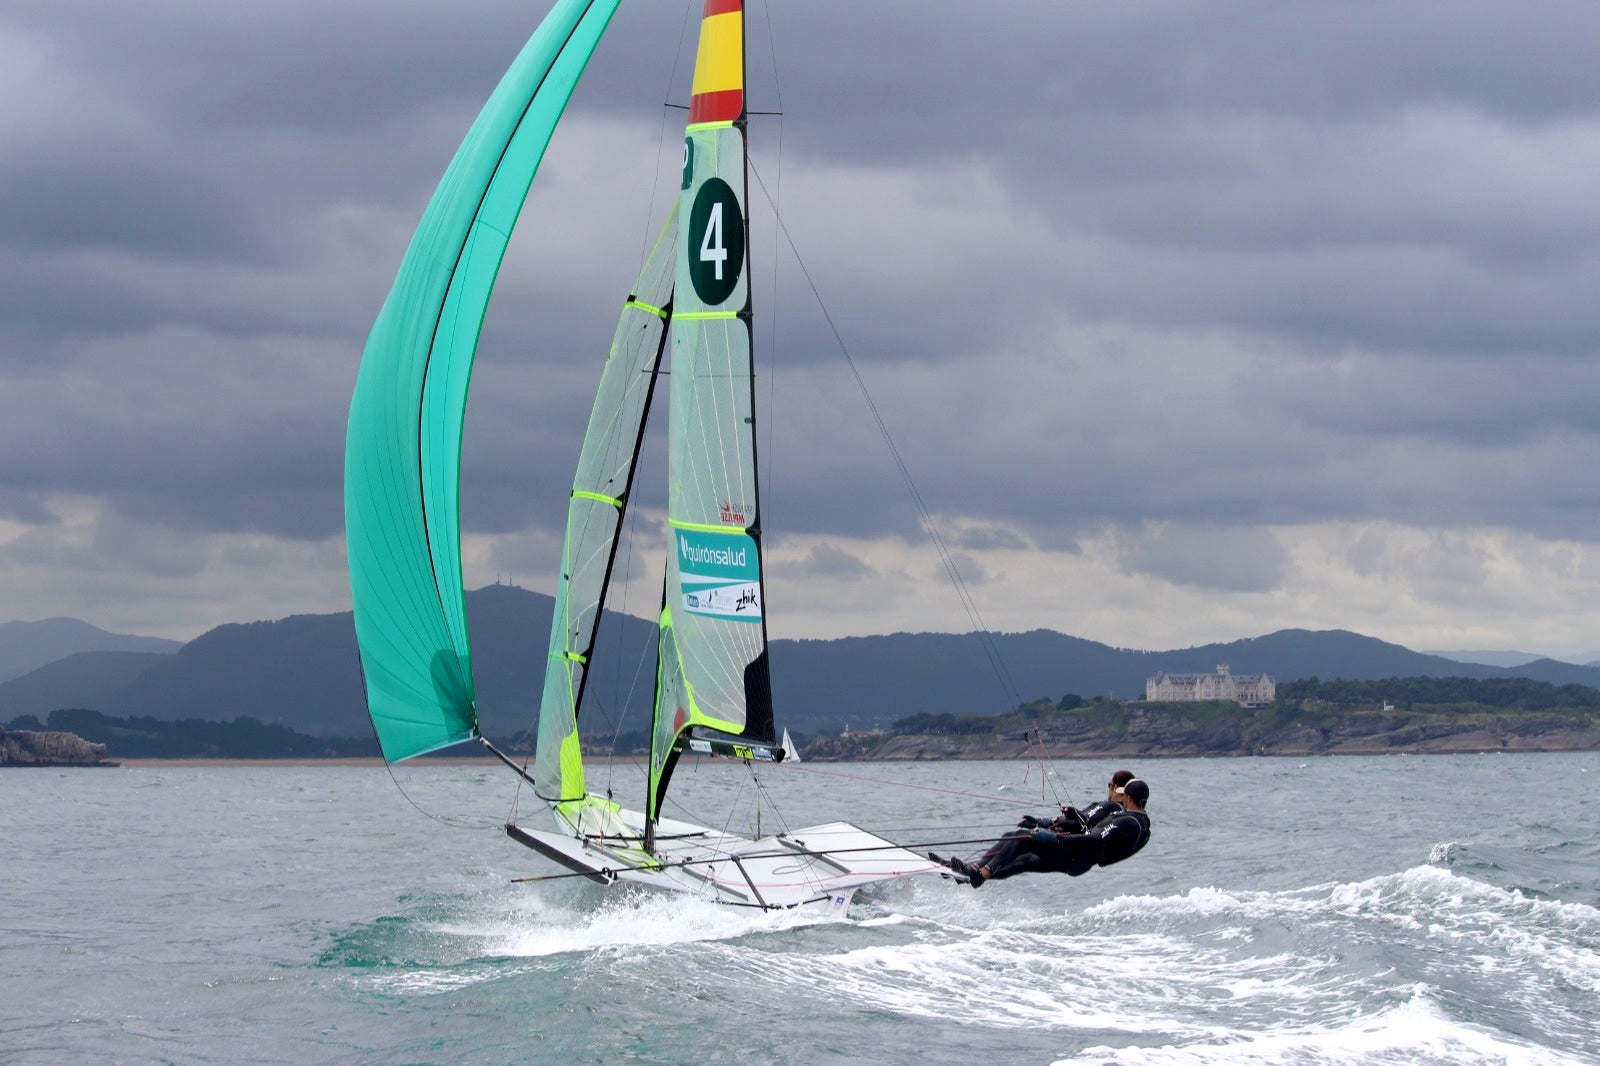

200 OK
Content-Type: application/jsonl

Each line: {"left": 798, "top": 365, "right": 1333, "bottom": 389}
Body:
{"left": 1145, "top": 664, "right": 1276, "bottom": 708}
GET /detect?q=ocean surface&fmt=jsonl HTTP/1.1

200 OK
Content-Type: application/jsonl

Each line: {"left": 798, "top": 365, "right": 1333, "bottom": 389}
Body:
{"left": 4, "top": 753, "right": 1598, "bottom": 1065}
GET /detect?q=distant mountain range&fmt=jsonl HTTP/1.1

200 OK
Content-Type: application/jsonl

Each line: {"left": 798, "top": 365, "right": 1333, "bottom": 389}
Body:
{"left": 0, "top": 618, "right": 181, "bottom": 683}
{"left": 6, "top": 585, "right": 1600, "bottom": 739}
{"left": 1425, "top": 649, "right": 1600, "bottom": 669}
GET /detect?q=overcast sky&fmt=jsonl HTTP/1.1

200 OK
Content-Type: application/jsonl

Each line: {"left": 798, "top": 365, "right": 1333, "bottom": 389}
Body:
{"left": 5, "top": 0, "right": 1600, "bottom": 660}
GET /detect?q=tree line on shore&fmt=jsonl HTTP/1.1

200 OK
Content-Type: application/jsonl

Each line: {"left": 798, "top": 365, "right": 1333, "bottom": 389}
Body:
{"left": 3, "top": 709, "right": 380, "bottom": 759}
{"left": 884, "top": 675, "right": 1600, "bottom": 739}
{"left": 7, "top": 675, "right": 1597, "bottom": 760}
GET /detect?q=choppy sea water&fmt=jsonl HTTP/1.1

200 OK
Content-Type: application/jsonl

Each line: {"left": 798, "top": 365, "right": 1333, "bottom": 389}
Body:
{"left": 4, "top": 753, "right": 1597, "bottom": 1065}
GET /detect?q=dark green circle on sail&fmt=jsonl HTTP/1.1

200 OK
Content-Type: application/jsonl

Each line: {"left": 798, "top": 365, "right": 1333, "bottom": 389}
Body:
{"left": 688, "top": 177, "right": 743, "bottom": 307}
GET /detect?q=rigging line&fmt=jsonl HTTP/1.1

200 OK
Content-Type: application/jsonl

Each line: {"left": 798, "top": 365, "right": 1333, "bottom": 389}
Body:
{"left": 757, "top": 0, "right": 785, "bottom": 500}
{"left": 664, "top": 103, "right": 782, "bottom": 115}
{"left": 640, "top": 0, "right": 698, "bottom": 263}
{"left": 1026, "top": 727, "right": 1071, "bottom": 807}
{"left": 572, "top": 686, "right": 651, "bottom": 798}
{"left": 602, "top": 412, "right": 664, "bottom": 797}
{"left": 604, "top": 442, "right": 642, "bottom": 798}
{"left": 838, "top": 822, "right": 1034, "bottom": 835}
{"left": 745, "top": 159, "right": 1026, "bottom": 716}
{"left": 687, "top": 776, "right": 754, "bottom": 902}
{"left": 782, "top": 762, "right": 1046, "bottom": 808}
{"left": 355, "top": 655, "right": 495, "bottom": 829}
{"left": 1019, "top": 726, "right": 1055, "bottom": 805}
{"left": 747, "top": 761, "right": 793, "bottom": 837}
{"left": 759, "top": 0, "right": 785, "bottom": 118}
{"left": 381, "top": 755, "right": 500, "bottom": 830}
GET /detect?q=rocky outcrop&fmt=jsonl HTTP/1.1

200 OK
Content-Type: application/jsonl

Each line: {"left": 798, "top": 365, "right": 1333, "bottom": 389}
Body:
{"left": 0, "top": 729, "right": 118, "bottom": 767}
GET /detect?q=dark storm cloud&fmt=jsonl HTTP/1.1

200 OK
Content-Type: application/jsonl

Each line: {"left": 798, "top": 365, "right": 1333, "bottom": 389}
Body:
{"left": 4, "top": 0, "right": 1600, "bottom": 617}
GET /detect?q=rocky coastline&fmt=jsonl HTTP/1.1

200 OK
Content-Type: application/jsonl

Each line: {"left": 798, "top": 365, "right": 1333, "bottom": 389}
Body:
{"left": 800, "top": 710, "right": 1600, "bottom": 761}
{"left": 0, "top": 729, "right": 119, "bottom": 767}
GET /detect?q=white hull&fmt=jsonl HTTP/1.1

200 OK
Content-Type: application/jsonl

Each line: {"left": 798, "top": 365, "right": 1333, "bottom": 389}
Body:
{"left": 508, "top": 802, "right": 938, "bottom": 910}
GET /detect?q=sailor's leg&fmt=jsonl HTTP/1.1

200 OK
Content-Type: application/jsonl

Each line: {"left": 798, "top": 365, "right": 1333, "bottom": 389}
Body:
{"left": 973, "top": 829, "right": 1030, "bottom": 868}
{"left": 982, "top": 850, "right": 1042, "bottom": 882}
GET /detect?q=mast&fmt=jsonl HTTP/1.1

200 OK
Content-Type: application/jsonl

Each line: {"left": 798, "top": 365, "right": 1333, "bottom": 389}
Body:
{"left": 647, "top": 0, "right": 773, "bottom": 837}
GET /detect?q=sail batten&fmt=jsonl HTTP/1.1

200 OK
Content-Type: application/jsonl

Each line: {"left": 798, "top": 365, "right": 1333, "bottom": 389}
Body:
{"left": 345, "top": 0, "right": 621, "bottom": 763}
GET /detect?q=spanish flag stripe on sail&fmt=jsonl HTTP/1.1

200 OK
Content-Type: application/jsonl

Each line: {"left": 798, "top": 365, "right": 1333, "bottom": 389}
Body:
{"left": 688, "top": 0, "right": 742, "bottom": 125}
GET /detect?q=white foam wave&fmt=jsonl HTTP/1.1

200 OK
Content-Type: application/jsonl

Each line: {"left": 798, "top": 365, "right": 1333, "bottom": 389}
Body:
{"left": 465, "top": 886, "right": 844, "bottom": 958}
{"left": 712, "top": 934, "right": 1220, "bottom": 1037}
{"left": 685, "top": 863, "right": 1596, "bottom": 1055}
{"left": 1082, "top": 866, "right": 1600, "bottom": 1007}
{"left": 351, "top": 885, "right": 858, "bottom": 995}
{"left": 1051, "top": 988, "right": 1592, "bottom": 1066}
{"left": 853, "top": 913, "right": 911, "bottom": 928}
{"left": 1088, "top": 864, "right": 1600, "bottom": 937}
{"left": 354, "top": 858, "right": 1599, "bottom": 1051}
{"left": 362, "top": 962, "right": 540, "bottom": 996}
{"left": 703, "top": 909, "right": 1365, "bottom": 1040}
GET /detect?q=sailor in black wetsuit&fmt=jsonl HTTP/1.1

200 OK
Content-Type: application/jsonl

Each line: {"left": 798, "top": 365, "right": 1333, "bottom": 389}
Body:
{"left": 934, "top": 777, "right": 1152, "bottom": 888}
{"left": 932, "top": 770, "right": 1131, "bottom": 876}
{"left": 1041, "top": 769, "right": 1136, "bottom": 836}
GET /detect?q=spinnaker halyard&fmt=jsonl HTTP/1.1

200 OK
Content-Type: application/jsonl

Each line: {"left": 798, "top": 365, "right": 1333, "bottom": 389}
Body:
{"left": 345, "top": 0, "right": 938, "bottom": 909}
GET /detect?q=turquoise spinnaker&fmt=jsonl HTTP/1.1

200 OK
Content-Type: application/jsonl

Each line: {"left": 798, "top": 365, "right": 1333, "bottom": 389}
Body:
{"left": 345, "top": 0, "right": 620, "bottom": 762}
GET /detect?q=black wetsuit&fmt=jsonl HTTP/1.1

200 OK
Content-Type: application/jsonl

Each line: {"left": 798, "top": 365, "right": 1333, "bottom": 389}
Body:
{"left": 977, "top": 809, "right": 1151, "bottom": 883}
{"left": 1054, "top": 799, "right": 1123, "bottom": 833}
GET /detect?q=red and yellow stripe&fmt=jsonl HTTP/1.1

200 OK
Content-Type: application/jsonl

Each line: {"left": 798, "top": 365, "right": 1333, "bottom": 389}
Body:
{"left": 688, "top": 0, "right": 743, "bottom": 125}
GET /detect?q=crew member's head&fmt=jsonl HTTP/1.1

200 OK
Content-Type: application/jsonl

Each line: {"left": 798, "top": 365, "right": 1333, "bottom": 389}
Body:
{"left": 1121, "top": 779, "right": 1149, "bottom": 810}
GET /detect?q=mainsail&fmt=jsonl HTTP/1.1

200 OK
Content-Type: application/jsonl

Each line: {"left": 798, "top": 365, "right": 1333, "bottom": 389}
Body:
{"left": 648, "top": 0, "right": 775, "bottom": 823}
{"left": 345, "top": 0, "right": 620, "bottom": 762}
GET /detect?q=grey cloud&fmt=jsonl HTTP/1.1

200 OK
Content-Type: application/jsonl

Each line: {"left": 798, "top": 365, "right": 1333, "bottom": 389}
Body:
{"left": 941, "top": 551, "right": 990, "bottom": 589}
{"left": 6, "top": 0, "right": 1600, "bottom": 636}
{"left": 1117, "top": 522, "right": 1289, "bottom": 593}
{"left": 89, "top": 508, "right": 208, "bottom": 580}
{"left": 0, "top": 489, "right": 56, "bottom": 526}
{"left": 950, "top": 526, "right": 1030, "bottom": 553}
{"left": 780, "top": 544, "right": 875, "bottom": 584}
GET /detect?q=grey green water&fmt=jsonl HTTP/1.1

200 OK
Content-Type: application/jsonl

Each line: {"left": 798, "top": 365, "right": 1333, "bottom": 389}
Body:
{"left": 4, "top": 754, "right": 1597, "bottom": 1064}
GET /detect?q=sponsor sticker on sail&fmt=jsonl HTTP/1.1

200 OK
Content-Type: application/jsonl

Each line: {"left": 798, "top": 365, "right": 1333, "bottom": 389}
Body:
{"left": 678, "top": 529, "right": 762, "bottom": 622}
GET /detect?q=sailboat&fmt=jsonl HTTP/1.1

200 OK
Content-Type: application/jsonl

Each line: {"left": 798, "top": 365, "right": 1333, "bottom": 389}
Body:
{"left": 345, "top": 0, "right": 936, "bottom": 909}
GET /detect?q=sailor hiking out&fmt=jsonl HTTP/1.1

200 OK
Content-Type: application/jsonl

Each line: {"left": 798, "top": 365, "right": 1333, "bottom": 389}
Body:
{"left": 931, "top": 772, "right": 1152, "bottom": 888}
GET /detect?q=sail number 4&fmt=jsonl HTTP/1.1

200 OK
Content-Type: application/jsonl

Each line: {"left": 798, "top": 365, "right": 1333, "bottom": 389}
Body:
{"left": 689, "top": 177, "right": 743, "bottom": 306}
{"left": 700, "top": 202, "right": 728, "bottom": 280}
